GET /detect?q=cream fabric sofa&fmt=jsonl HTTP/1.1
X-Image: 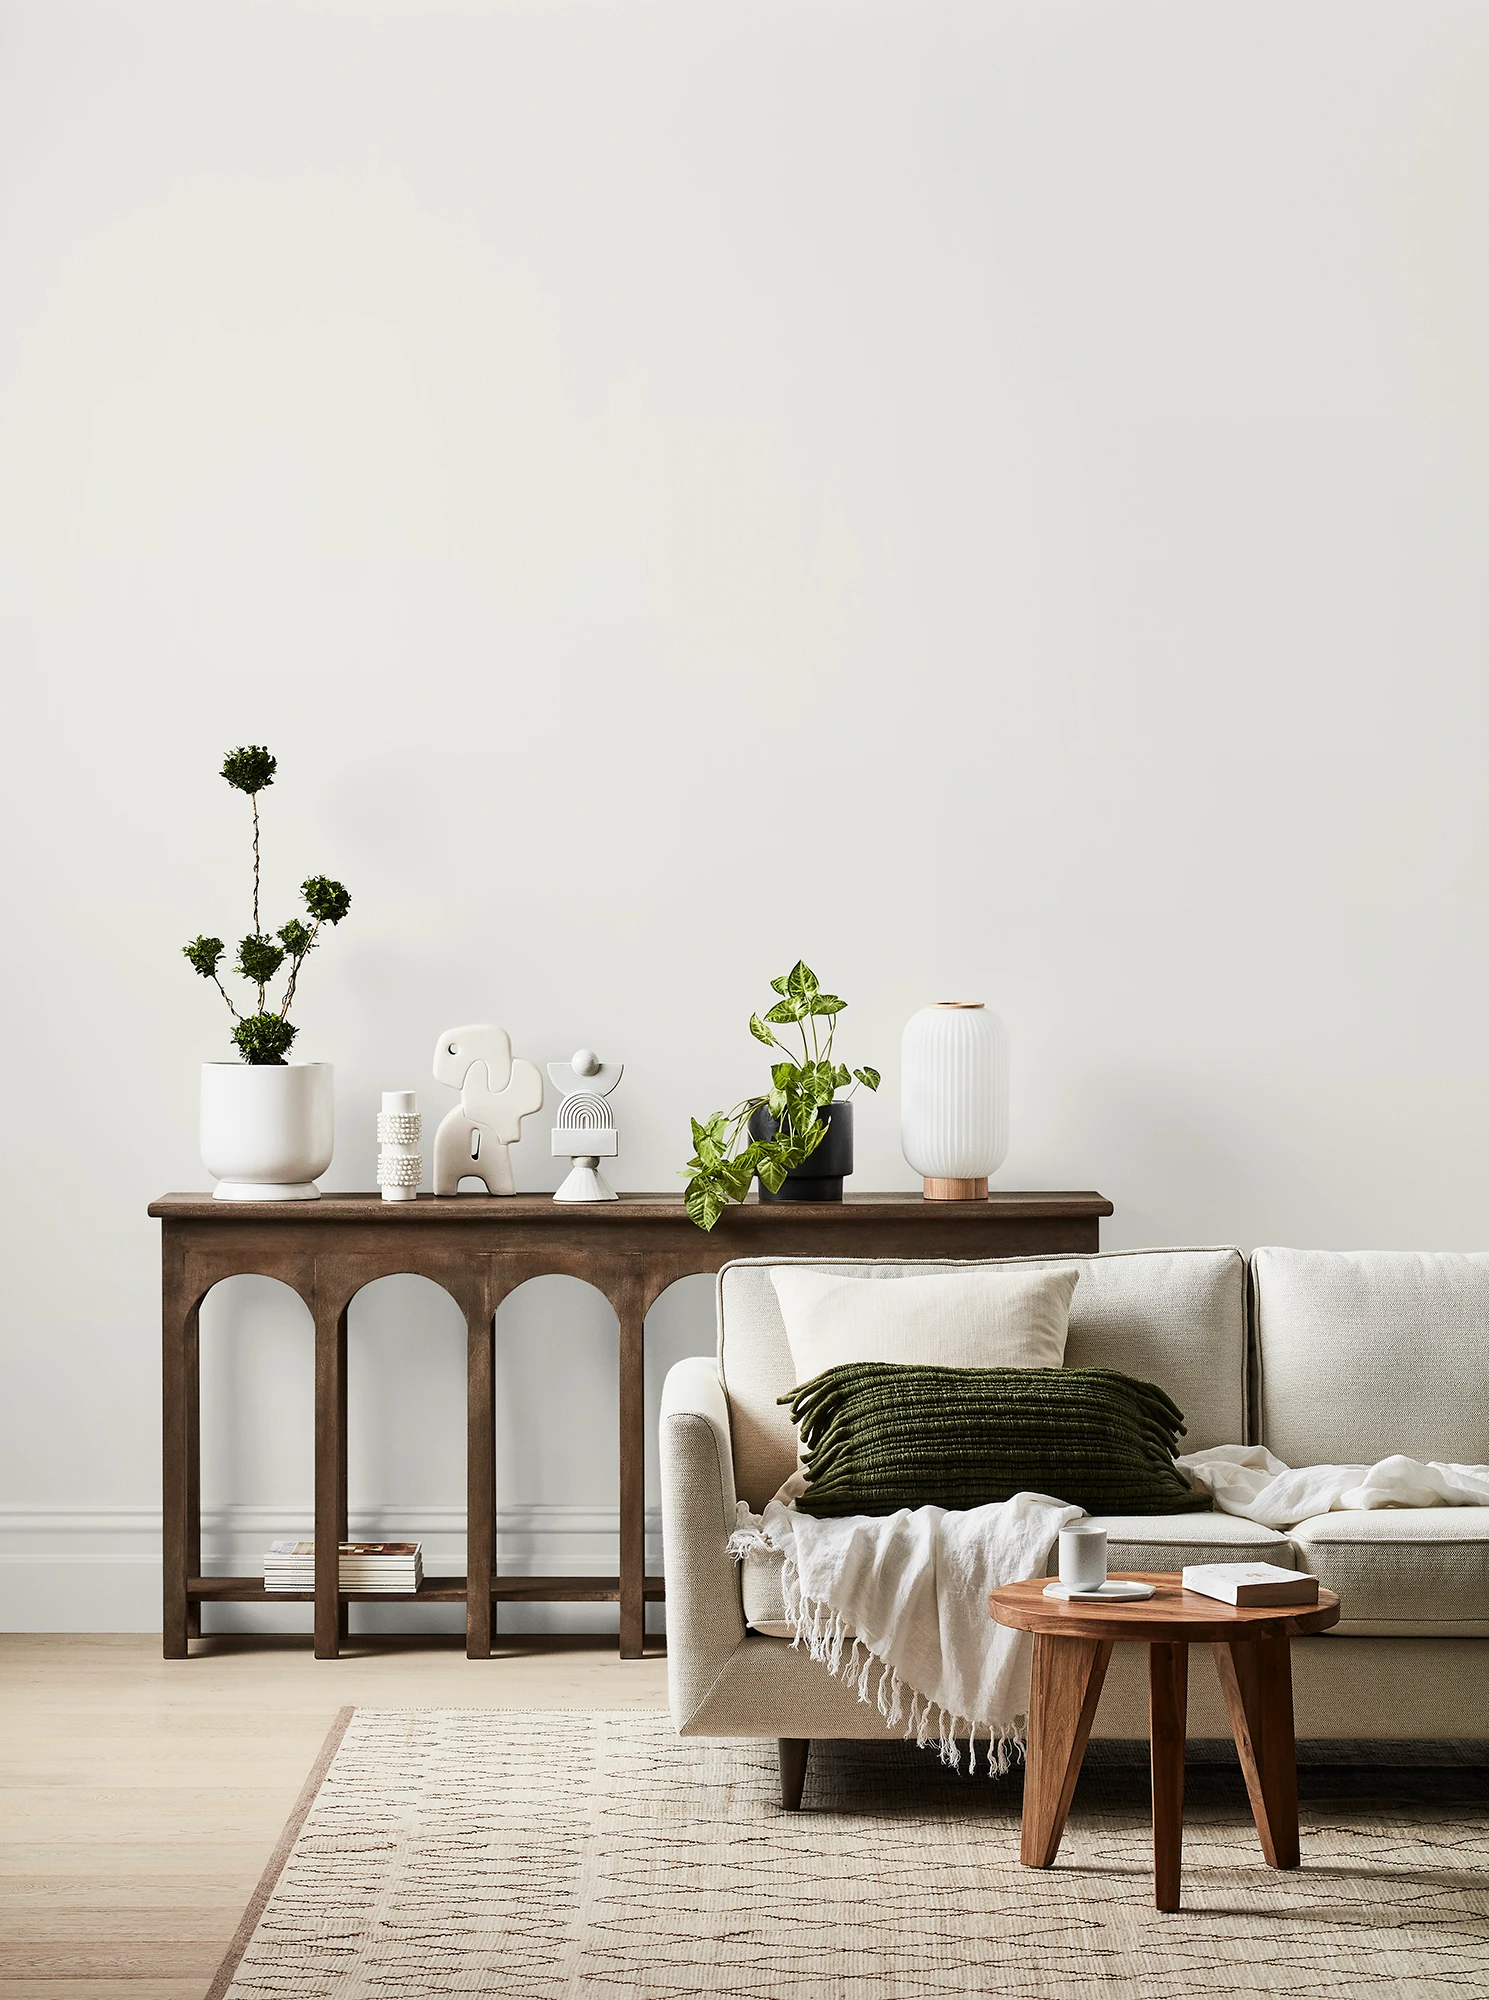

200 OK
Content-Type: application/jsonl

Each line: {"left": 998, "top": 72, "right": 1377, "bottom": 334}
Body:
{"left": 659, "top": 1247, "right": 1489, "bottom": 1774}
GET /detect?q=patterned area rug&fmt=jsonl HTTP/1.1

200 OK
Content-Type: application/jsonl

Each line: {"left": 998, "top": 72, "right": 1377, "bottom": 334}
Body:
{"left": 213, "top": 1708, "right": 1489, "bottom": 1998}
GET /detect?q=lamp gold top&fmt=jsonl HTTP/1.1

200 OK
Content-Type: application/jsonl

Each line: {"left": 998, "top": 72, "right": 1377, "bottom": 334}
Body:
{"left": 933, "top": 1000, "right": 985, "bottom": 1008}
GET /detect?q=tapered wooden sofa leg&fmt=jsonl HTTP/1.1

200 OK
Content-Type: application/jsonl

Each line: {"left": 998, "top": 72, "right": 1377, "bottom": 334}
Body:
{"left": 779, "top": 1738, "right": 810, "bottom": 1810}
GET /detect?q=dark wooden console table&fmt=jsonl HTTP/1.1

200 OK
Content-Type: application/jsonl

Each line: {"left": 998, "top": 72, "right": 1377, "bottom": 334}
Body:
{"left": 151, "top": 1189, "right": 1112, "bottom": 1661}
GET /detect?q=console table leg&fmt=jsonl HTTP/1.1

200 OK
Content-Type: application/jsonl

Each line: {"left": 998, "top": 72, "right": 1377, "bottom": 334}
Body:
{"left": 466, "top": 1303, "right": 495, "bottom": 1660}
{"left": 314, "top": 1304, "right": 348, "bottom": 1659}
{"left": 1215, "top": 1637, "right": 1300, "bottom": 1869}
{"left": 186, "top": 1319, "right": 202, "bottom": 1642}
{"left": 614, "top": 1270, "right": 646, "bottom": 1658}
{"left": 162, "top": 1278, "right": 198, "bottom": 1660}
{"left": 336, "top": 1312, "right": 350, "bottom": 1648}
{"left": 1149, "top": 1640, "right": 1188, "bottom": 1911}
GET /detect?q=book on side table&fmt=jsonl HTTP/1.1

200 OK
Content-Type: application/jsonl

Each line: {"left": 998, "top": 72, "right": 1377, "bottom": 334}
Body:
{"left": 1181, "top": 1561, "right": 1319, "bottom": 1607}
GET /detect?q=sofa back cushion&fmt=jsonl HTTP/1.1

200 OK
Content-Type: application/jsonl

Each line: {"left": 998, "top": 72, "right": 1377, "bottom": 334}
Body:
{"left": 1252, "top": 1248, "right": 1489, "bottom": 1467}
{"left": 716, "top": 1247, "right": 1247, "bottom": 1511}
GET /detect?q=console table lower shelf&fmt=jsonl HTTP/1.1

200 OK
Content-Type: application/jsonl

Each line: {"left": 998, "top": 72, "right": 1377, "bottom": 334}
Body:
{"left": 151, "top": 1187, "right": 1111, "bottom": 1662}
{"left": 188, "top": 1575, "right": 668, "bottom": 1605}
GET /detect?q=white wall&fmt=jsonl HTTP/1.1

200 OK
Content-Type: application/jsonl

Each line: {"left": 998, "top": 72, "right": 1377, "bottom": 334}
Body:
{"left": 3, "top": 0, "right": 1488, "bottom": 1632}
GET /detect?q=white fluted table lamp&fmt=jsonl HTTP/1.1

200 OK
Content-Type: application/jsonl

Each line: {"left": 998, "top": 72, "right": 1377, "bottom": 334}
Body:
{"left": 901, "top": 1001, "right": 1009, "bottom": 1200}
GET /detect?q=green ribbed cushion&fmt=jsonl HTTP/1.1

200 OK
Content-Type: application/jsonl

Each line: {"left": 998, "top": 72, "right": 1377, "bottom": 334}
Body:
{"left": 780, "top": 1363, "right": 1210, "bottom": 1518}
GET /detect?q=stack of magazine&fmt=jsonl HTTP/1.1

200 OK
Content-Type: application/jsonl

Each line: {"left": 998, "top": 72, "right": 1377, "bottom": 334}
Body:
{"left": 263, "top": 1540, "right": 424, "bottom": 1593}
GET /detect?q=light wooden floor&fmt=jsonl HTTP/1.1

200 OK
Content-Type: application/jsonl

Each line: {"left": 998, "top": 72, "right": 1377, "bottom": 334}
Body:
{"left": 0, "top": 1633, "right": 670, "bottom": 1999}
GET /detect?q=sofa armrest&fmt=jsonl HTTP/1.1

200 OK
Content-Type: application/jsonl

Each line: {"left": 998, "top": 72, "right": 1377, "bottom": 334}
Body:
{"left": 660, "top": 1355, "right": 746, "bottom": 1730}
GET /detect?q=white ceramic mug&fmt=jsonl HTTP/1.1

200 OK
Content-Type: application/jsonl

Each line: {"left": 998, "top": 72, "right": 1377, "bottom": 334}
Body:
{"left": 1058, "top": 1525, "right": 1107, "bottom": 1591}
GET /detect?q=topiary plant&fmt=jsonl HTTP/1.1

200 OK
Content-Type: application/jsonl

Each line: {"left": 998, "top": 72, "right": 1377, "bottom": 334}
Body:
{"left": 681, "top": 960, "right": 880, "bottom": 1230}
{"left": 183, "top": 746, "right": 351, "bottom": 1064}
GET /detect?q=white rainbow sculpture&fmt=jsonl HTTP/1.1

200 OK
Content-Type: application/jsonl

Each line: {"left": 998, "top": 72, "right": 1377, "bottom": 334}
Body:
{"left": 548, "top": 1049, "right": 623, "bottom": 1203}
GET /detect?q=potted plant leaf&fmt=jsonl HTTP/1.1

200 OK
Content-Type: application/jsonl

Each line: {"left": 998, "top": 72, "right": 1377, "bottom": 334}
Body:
{"left": 682, "top": 961, "right": 880, "bottom": 1230}
{"left": 183, "top": 746, "right": 351, "bottom": 1200}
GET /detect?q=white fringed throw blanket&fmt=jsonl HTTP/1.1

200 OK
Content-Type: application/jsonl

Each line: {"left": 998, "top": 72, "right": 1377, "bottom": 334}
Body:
{"left": 1177, "top": 1445, "right": 1489, "bottom": 1527}
{"left": 731, "top": 1450, "right": 1489, "bottom": 1773}
{"left": 729, "top": 1492, "right": 1080, "bottom": 1772}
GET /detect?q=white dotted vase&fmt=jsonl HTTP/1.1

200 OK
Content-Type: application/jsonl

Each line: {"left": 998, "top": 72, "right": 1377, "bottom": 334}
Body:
{"left": 900, "top": 1003, "right": 1008, "bottom": 1200}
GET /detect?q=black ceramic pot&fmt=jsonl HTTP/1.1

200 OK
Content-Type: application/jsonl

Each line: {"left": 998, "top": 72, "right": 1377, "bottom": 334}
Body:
{"left": 748, "top": 1098, "right": 854, "bottom": 1203}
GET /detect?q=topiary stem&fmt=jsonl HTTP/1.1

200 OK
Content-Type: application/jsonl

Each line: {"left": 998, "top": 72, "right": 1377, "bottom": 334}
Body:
{"left": 277, "top": 917, "right": 323, "bottom": 1021}
{"left": 250, "top": 794, "right": 265, "bottom": 1010}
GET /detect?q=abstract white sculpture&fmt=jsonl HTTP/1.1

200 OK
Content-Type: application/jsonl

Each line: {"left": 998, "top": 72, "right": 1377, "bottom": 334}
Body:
{"left": 376, "top": 1090, "right": 421, "bottom": 1203}
{"left": 432, "top": 1024, "right": 544, "bottom": 1196}
{"left": 548, "top": 1048, "right": 624, "bottom": 1203}
{"left": 901, "top": 1001, "right": 1009, "bottom": 1199}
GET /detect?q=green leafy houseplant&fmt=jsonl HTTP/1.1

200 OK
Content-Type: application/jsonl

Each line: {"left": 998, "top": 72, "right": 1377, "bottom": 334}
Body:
{"left": 682, "top": 961, "right": 880, "bottom": 1231}
{"left": 183, "top": 746, "right": 351, "bottom": 1065}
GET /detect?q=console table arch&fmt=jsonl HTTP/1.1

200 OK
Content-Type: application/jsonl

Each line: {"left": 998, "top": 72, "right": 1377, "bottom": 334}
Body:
{"left": 153, "top": 1190, "right": 1112, "bottom": 1660}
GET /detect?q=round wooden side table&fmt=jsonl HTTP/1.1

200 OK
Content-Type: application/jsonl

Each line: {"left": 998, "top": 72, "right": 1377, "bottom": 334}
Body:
{"left": 988, "top": 1571, "right": 1341, "bottom": 1911}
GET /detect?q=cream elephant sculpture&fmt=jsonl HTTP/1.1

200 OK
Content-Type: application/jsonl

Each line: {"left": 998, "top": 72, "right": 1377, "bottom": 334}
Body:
{"left": 431, "top": 1023, "right": 543, "bottom": 1196}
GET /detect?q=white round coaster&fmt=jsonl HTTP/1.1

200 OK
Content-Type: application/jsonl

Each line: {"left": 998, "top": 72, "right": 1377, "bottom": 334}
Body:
{"left": 1042, "top": 1579, "right": 1157, "bottom": 1602}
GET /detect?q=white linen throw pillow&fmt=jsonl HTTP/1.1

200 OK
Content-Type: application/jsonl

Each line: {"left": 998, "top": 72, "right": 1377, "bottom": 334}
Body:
{"left": 768, "top": 1263, "right": 1079, "bottom": 1384}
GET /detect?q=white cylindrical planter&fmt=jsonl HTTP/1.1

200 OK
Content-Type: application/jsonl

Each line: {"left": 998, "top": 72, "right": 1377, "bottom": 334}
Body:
{"left": 200, "top": 1061, "right": 335, "bottom": 1201}
{"left": 900, "top": 1002, "right": 1009, "bottom": 1200}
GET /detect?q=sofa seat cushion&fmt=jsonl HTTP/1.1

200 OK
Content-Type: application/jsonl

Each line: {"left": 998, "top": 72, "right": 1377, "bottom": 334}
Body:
{"left": 738, "top": 1509, "right": 1292, "bottom": 1639}
{"left": 1049, "top": 1511, "right": 1297, "bottom": 1576}
{"left": 740, "top": 1541, "right": 795, "bottom": 1638}
{"left": 1289, "top": 1508, "right": 1489, "bottom": 1636}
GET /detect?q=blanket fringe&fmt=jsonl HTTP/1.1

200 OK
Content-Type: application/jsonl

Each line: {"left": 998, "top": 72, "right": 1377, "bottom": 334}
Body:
{"left": 728, "top": 1507, "right": 1026, "bottom": 1776}
{"left": 726, "top": 1512, "right": 772, "bottom": 1560}
{"left": 787, "top": 1573, "right": 1022, "bottom": 1775}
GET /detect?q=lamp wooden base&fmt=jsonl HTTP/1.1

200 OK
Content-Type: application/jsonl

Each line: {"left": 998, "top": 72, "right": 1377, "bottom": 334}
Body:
{"left": 923, "top": 1177, "right": 989, "bottom": 1201}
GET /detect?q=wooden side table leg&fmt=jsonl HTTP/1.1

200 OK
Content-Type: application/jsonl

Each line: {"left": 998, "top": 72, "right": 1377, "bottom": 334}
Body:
{"left": 466, "top": 1300, "right": 495, "bottom": 1660}
{"left": 1021, "top": 1634, "right": 1113, "bottom": 1868}
{"left": 613, "top": 1267, "right": 647, "bottom": 1659}
{"left": 314, "top": 1303, "right": 347, "bottom": 1660}
{"left": 1149, "top": 1640, "right": 1188, "bottom": 1911}
{"left": 1215, "top": 1638, "right": 1300, "bottom": 1868}
{"left": 162, "top": 1270, "right": 198, "bottom": 1661}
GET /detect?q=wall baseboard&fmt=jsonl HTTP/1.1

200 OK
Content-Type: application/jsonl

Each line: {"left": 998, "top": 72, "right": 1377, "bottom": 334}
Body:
{"left": 0, "top": 1503, "right": 665, "bottom": 1634}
